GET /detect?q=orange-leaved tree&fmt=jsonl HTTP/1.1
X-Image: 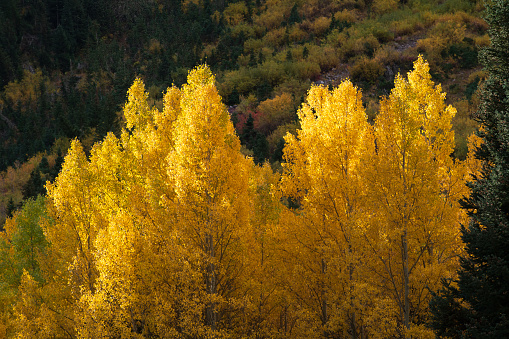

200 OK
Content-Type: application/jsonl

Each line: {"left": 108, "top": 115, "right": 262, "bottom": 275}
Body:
{"left": 362, "top": 56, "right": 471, "bottom": 338}
{"left": 165, "top": 65, "right": 253, "bottom": 335}
{"left": 279, "top": 79, "right": 375, "bottom": 337}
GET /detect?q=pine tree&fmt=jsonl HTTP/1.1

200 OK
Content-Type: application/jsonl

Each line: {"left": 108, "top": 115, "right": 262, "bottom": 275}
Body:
{"left": 21, "top": 167, "right": 43, "bottom": 199}
{"left": 430, "top": 1, "right": 509, "bottom": 337}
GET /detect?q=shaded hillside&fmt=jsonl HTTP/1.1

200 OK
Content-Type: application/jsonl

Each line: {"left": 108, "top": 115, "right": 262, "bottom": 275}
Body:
{"left": 0, "top": 0, "right": 485, "bottom": 171}
{"left": 0, "top": 0, "right": 225, "bottom": 170}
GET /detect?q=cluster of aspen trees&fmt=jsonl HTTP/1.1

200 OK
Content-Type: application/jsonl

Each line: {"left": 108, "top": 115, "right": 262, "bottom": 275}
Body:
{"left": 2, "top": 57, "right": 479, "bottom": 339}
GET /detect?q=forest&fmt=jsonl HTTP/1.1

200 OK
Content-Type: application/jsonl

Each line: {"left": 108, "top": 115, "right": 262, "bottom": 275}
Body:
{"left": 0, "top": 0, "right": 488, "bottom": 221}
{"left": 1, "top": 0, "right": 509, "bottom": 338}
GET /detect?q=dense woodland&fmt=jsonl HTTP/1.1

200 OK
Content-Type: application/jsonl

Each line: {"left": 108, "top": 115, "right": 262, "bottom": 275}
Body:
{"left": 1, "top": 0, "right": 508, "bottom": 338}
{"left": 0, "top": 0, "right": 487, "bottom": 222}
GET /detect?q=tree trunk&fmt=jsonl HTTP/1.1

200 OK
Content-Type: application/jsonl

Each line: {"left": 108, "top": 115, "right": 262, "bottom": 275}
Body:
{"left": 402, "top": 229, "right": 410, "bottom": 338}
{"left": 206, "top": 233, "right": 217, "bottom": 332}
{"left": 349, "top": 264, "right": 357, "bottom": 339}
{"left": 321, "top": 258, "right": 327, "bottom": 324}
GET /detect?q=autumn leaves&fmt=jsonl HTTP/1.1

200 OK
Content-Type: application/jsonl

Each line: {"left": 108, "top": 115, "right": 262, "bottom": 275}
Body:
{"left": 9, "top": 58, "right": 477, "bottom": 338}
{"left": 280, "top": 56, "right": 474, "bottom": 338}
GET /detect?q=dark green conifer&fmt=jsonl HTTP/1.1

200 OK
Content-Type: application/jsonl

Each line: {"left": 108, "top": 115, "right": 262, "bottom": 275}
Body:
{"left": 303, "top": 46, "right": 309, "bottom": 59}
{"left": 286, "top": 50, "right": 292, "bottom": 62}
{"left": 287, "top": 4, "right": 301, "bottom": 25}
{"left": 22, "top": 168, "right": 44, "bottom": 200}
{"left": 430, "top": 1, "right": 509, "bottom": 337}
{"left": 38, "top": 156, "right": 50, "bottom": 175}
{"left": 50, "top": 151, "right": 65, "bottom": 179}
{"left": 6, "top": 197, "right": 18, "bottom": 218}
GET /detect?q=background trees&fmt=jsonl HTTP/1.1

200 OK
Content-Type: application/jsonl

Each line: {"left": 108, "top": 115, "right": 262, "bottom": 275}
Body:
{"left": 0, "top": 0, "right": 486, "bottom": 178}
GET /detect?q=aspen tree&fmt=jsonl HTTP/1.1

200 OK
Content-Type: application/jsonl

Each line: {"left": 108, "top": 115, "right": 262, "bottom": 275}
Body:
{"left": 238, "top": 163, "right": 283, "bottom": 338}
{"left": 364, "top": 56, "right": 469, "bottom": 338}
{"left": 12, "top": 140, "right": 97, "bottom": 338}
{"left": 280, "top": 80, "right": 374, "bottom": 337}
{"left": 0, "top": 197, "right": 48, "bottom": 338}
{"left": 166, "top": 65, "right": 252, "bottom": 335}
{"left": 78, "top": 79, "right": 205, "bottom": 338}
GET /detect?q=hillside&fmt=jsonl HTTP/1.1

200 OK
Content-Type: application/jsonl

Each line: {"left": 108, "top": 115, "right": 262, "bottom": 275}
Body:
{"left": 0, "top": 0, "right": 485, "bottom": 221}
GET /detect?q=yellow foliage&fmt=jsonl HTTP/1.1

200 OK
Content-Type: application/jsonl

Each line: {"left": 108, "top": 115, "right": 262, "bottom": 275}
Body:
{"left": 288, "top": 25, "right": 308, "bottom": 43}
{"left": 273, "top": 77, "right": 312, "bottom": 98}
{"left": 350, "top": 56, "right": 384, "bottom": 84}
{"left": 390, "top": 17, "right": 425, "bottom": 36}
{"left": 416, "top": 21, "right": 466, "bottom": 67}
{"left": 334, "top": 32, "right": 380, "bottom": 61}
{"left": 231, "top": 22, "right": 256, "bottom": 39}
{"left": 372, "top": 0, "right": 399, "bottom": 14}
{"left": 474, "top": 34, "right": 490, "bottom": 47}
{"left": 223, "top": 1, "right": 249, "bottom": 26}
{"left": 262, "top": 27, "right": 287, "bottom": 47}
{"left": 256, "top": 93, "right": 296, "bottom": 134}
{"left": 243, "top": 38, "right": 265, "bottom": 53}
{"left": 363, "top": 56, "right": 470, "bottom": 333}
{"left": 333, "top": 9, "right": 358, "bottom": 23}
{"left": 309, "top": 16, "right": 332, "bottom": 36}
{"left": 436, "top": 11, "right": 488, "bottom": 32}
{"left": 306, "top": 44, "right": 340, "bottom": 70}
{"left": 14, "top": 269, "right": 72, "bottom": 338}
{"left": 253, "top": 0, "right": 294, "bottom": 30}
{"left": 278, "top": 56, "right": 475, "bottom": 337}
{"left": 2, "top": 69, "right": 58, "bottom": 114}
{"left": 5, "top": 56, "right": 480, "bottom": 339}
{"left": 0, "top": 154, "right": 49, "bottom": 225}
{"left": 281, "top": 79, "right": 375, "bottom": 336}
{"left": 123, "top": 78, "right": 154, "bottom": 130}
{"left": 374, "top": 45, "right": 400, "bottom": 65}
{"left": 287, "top": 60, "right": 322, "bottom": 80}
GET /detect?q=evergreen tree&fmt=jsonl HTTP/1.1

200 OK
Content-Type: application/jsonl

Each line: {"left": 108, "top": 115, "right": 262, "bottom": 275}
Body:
{"left": 6, "top": 197, "right": 18, "bottom": 218}
{"left": 50, "top": 151, "right": 65, "bottom": 179}
{"left": 287, "top": 4, "right": 301, "bottom": 25}
{"left": 430, "top": 1, "right": 509, "bottom": 337}
{"left": 22, "top": 168, "right": 44, "bottom": 200}
{"left": 241, "top": 114, "right": 257, "bottom": 150}
{"left": 241, "top": 114, "right": 268, "bottom": 164}
{"left": 38, "top": 156, "right": 50, "bottom": 175}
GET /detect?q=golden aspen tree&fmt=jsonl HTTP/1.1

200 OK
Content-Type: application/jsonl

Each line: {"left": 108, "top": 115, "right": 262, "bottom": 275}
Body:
{"left": 236, "top": 163, "right": 284, "bottom": 339}
{"left": 165, "top": 65, "right": 253, "bottom": 336}
{"left": 77, "top": 80, "right": 205, "bottom": 338}
{"left": 279, "top": 80, "right": 375, "bottom": 338}
{"left": 362, "top": 56, "right": 469, "bottom": 338}
{"left": 7, "top": 67, "right": 280, "bottom": 338}
{"left": 77, "top": 66, "right": 257, "bottom": 338}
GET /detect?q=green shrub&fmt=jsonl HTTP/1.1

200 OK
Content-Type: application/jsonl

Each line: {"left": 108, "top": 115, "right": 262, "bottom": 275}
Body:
{"left": 350, "top": 57, "right": 384, "bottom": 85}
